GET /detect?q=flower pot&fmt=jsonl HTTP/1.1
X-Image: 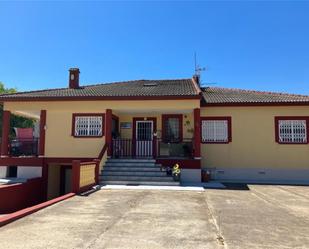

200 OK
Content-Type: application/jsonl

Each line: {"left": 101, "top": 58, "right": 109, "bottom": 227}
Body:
{"left": 201, "top": 170, "right": 211, "bottom": 182}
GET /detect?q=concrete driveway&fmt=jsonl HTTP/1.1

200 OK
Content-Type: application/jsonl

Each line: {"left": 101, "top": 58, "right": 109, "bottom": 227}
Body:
{"left": 0, "top": 185, "right": 309, "bottom": 249}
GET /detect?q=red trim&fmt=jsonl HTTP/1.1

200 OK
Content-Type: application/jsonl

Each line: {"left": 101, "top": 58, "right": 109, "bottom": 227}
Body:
{"left": 274, "top": 116, "right": 309, "bottom": 144}
{"left": 156, "top": 159, "right": 201, "bottom": 169}
{"left": 112, "top": 114, "right": 119, "bottom": 121}
{"left": 202, "top": 102, "right": 309, "bottom": 107}
{"left": 194, "top": 108, "right": 201, "bottom": 157}
{"left": 42, "top": 161, "right": 48, "bottom": 200}
{"left": 1, "top": 111, "right": 10, "bottom": 156}
{"left": 106, "top": 109, "right": 112, "bottom": 156}
{"left": 0, "top": 95, "right": 200, "bottom": 102}
{"left": 39, "top": 110, "right": 46, "bottom": 156}
{"left": 94, "top": 159, "right": 100, "bottom": 184}
{"left": 112, "top": 114, "right": 119, "bottom": 136}
{"left": 0, "top": 157, "right": 98, "bottom": 166}
{"left": 98, "top": 143, "right": 108, "bottom": 160}
{"left": 45, "top": 157, "right": 95, "bottom": 163}
{"left": 71, "top": 113, "right": 105, "bottom": 138}
{"left": 0, "top": 193, "right": 75, "bottom": 227}
{"left": 0, "top": 178, "right": 45, "bottom": 214}
{"left": 0, "top": 157, "right": 44, "bottom": 166}
{"left": 71, "top": 160, "right": 98, "bottom": 194}
{"left": 132, "top": 117, "right": 157, "bottom": 157}
{"left": 200, "top": 116, "right": 232, "bottom": 144}
{"left": 161, "top": 114, "right": 183, "bottom": 142}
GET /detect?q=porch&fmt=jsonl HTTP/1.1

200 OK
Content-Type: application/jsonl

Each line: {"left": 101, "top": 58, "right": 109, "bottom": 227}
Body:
{"left": 0, "top": 109, "right": 46, "bottom": 158}
{"left": 111, "top": 138, "right": 194, "bottom": 159}
{"left": 106, "top": 108, "right": 201, "bottom": 162}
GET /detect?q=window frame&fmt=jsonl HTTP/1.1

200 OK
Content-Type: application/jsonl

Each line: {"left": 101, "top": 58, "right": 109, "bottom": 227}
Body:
{"left": 161, "top": 114, "right": 183, "bottom": 143}
{"left": 72, "top": 113, "right": 105, "bottom": 138}
{"left": 275, "top": 116, "right": 309, "bottom": 144}
{"left": 200, "top": 117, "right": 232, "bottom": 144}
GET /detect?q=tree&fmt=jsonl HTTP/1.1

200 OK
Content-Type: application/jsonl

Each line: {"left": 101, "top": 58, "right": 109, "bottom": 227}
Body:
{"left": 0, "top": 82, "right": 35, "bottom": 137}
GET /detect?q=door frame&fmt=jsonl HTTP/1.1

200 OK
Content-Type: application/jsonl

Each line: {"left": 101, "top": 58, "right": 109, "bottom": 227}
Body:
{"left": 132, "top": 117, "right": 157, "bottom": 158}
{"left": 60, "top": 165, "right": 72, "bottom": 195}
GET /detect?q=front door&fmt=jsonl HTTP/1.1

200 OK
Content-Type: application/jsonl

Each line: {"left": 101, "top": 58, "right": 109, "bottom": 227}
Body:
{"left": 135, "top": 120, "right": 153, "bottom": 157}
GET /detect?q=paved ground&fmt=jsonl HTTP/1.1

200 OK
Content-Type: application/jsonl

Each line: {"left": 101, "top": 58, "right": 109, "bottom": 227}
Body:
{"left": 0, "top": 185, "right": 309, "bottom": 249}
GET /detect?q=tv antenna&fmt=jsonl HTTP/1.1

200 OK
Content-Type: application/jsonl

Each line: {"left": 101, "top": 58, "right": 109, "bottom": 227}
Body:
{"left": 194, "top": 52, "right": 207, "bottom": 79}
{"left": 194, "top": 53, "right": 217, "bottom": 87}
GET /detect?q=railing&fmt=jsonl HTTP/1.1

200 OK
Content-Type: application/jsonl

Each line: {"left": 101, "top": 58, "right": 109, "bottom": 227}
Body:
{"left": 112, "top": 138, "right": 155, "bottom": 158}
{"left": 112, "top": 139, "right": 133, "bottom": 158}
{"left": 111, "top": 138, "right": 194, "bottom": 159}
{"left": 157, "top": 138, "right": 194, "bottom": 158}
{"left": 71, "top": 160, "right": 100, "bottom": 194}
{"left": 9, "top": 139, "right": 39, "bottom": 157}
{"left": 98, "top": 143, "right": 108, "bottom": 160}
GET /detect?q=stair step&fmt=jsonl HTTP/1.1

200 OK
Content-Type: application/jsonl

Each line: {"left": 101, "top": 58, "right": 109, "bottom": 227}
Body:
{"left": 107, "top": 159, "right": 156, "bottom": 163}
{"left": 104, "top": 163, "right": 156, "bottom": 167}
{"left": 101, "top": 159, "right": 175, "bottom": 186}
{"left": 100, "top": 180, "right": 180, "bottom": 186}
{"left": 101, "top": 171, "right": 167, "bottom": 177}
{"left": 102, "top": 166, "right": 163, "bottom": 172}
{"left": 101, "top": 175, "right": 175, "bottom": 182}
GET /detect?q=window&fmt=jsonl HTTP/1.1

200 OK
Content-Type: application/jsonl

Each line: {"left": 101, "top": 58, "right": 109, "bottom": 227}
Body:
{"left": 72, "top": 114, "right": 104, "bottom": 137}
{"left": 275, "top": 117, "right": 309, "bottom": 144}
{"left": 201, "top": 117, "right": 232, "bottom": 143}
{"left": 162, "top": 115, "right": 182, "bottom": 142}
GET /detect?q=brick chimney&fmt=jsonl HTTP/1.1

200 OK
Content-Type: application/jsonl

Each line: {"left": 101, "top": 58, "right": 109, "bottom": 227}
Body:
{"left": 69, "top": 68, "right": 80, "bottom": 89}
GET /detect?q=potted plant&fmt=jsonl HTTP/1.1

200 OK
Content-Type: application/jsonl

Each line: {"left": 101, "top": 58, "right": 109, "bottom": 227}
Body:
{"left": 201, "top": 169, "right": 211, "bottom": 182}
{"left": 172, "top": 164, "right": 181, "bottom": 182}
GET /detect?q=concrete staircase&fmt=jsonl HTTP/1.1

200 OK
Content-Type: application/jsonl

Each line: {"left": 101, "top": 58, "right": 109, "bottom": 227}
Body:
{"left": 100, "top": 158, "right": 180, "bottom": 186}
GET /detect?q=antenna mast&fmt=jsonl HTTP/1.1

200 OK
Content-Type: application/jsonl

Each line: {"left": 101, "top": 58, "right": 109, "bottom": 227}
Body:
{"left": 194, "top": 52, "right": 206, "bottom": 80}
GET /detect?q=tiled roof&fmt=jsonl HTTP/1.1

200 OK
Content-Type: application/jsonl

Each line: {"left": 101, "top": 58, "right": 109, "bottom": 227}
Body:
{"left": 202, "top": 87, "right": 309, "bottom": 105}
{"left": 0, "top": 79, "right": 199, "bottom": 100}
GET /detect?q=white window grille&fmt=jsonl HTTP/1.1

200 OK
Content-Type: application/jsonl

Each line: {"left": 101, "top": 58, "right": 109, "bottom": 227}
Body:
{"left": 75, "top": 116, "right": 103, "bottom": 137}
{"left": 278, "top": 120, "right": 307, "bottom": 143}
{"left": 202, "top": 120, "right": 229, "bottom": 142}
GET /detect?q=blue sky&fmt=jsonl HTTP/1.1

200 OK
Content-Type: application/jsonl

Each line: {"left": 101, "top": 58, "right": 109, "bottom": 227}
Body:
{"left": 0, "top": 1, "right": 308, "bottom": 94}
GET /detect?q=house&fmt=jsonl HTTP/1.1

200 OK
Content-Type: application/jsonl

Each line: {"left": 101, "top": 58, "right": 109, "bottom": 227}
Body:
{"left": 0, "top": 68, "right": 308, "bottom": 199}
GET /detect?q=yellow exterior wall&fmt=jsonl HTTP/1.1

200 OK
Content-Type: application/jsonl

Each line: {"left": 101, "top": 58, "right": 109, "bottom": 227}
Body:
{"left": 99, "top": 152, "right": 108, "bottom": 171}
{"left": 4, "top": 100, "right": 198, "bottom": 158}
{"left": 79, "top": 164, "right": 96, "bottom": 188}
{"left": 201, "top": 106, "right": 309, "bottom": 169}
{"left": 47, "top": 164, "right": 60, "bottom": 200}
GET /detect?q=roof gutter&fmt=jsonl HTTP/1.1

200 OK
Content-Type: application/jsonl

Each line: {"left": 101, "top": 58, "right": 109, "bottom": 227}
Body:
{"left": 0, "top": 95, "right": 201, "bottom": 102}
{"left": 202, "top": 102, "right": 309, "bottom": 107}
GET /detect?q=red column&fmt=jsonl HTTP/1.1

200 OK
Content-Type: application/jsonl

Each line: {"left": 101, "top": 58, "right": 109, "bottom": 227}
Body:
{"left": 39, "top": 110, "right": 46, "bottom": 156}
{"left": 1, "top": 111, "right": 11, "bottom": 157}
{"left": 71, "top": 160, "right": 81, "bottom": 193}
{"left": 193, "top": 108, "right": 201, "bottom": 159}
{"left": 105, "top": 109, "right": 112, "bottom": 157}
